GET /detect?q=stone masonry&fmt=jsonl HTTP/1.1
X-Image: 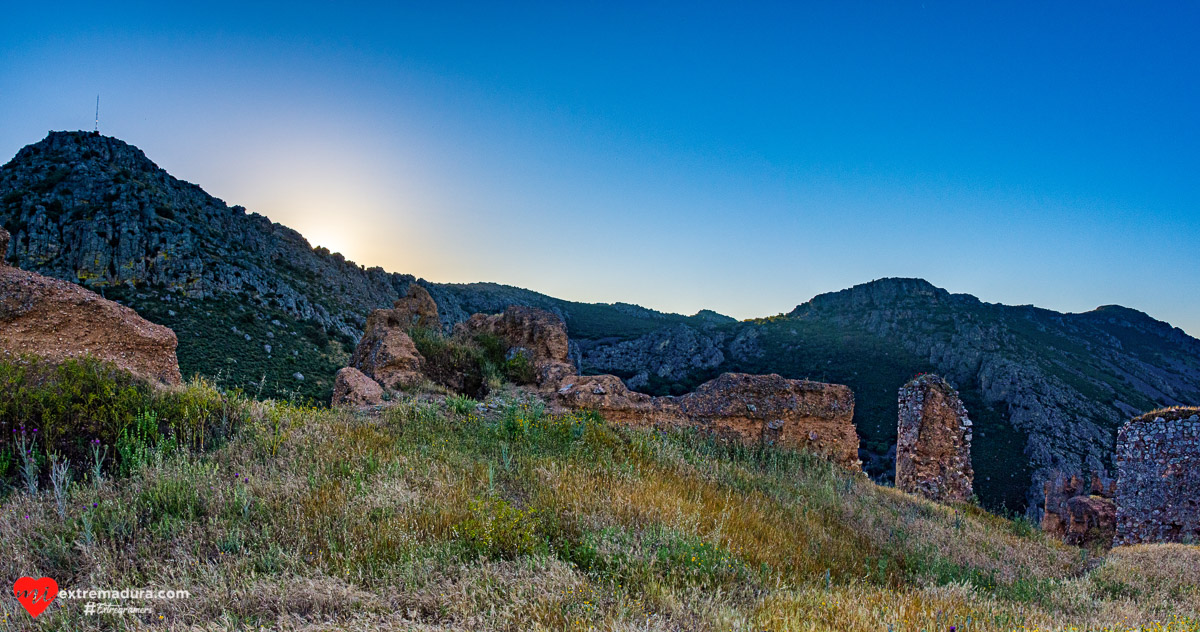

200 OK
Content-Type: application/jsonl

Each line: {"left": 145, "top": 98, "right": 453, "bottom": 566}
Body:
{"left": 1114, "top": 408, "right": 1200, "bottom": 545}
{"left": 896, "top": 374, "right": 974, "bottom": 503}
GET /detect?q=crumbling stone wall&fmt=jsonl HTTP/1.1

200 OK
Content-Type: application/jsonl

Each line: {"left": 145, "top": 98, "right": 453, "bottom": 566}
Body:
{"left": 1114, "top": 408, "right": 1200, "bottom": 545}
{"left": 1041, "top": 471, "right": 1116, "bottom": 547}
{"left": 895, "top": 374, "right": 973, "bottom": 503}
{"left": 555, "top": 372, "right": 861, "bottom": 471}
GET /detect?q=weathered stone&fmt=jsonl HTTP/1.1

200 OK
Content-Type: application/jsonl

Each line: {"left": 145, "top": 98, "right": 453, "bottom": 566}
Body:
{"left": 555, "top": 372, "right": 860, "bottom": 470}
{"left": 391, "top": 284, "right": 440, "bottom": 330}
{"left": 0, "top": 226, "right": 8, "bottom": 264}
{"left": 896, "top": 374, "right": 973, "bottom": 503}
{"left": 349, "top": 290, "right": 431, "bottom": 392}
{"left": 0, "top": 261, "right": 182, "bottom": 385}
{"left": 1062, "top": 495, "right": 1116, "bottom": 548}
{"left": 350, "top": 324, "right": 423, "bottom": 391}
{"left": 455, "top": 306, "right": 575, "bottom": 389}
{"left": 331, "top": 367, "right": 383, "bottom": 407}
{"left": 1114, "top": 407, "right": 1200, "bottom": 545}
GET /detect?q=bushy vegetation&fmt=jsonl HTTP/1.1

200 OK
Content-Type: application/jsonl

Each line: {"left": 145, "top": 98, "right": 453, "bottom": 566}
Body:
{"left": 0, "top": 363, "right": 1195, "bottom": 630}
{"left": 105, "top": 288, "right": 349, "bottom": 403}
{"left": 408, "top": 327, "right": 538, "bottom": 399}
{"left": 0, "top": 356, "right": 246, "bottom": 488}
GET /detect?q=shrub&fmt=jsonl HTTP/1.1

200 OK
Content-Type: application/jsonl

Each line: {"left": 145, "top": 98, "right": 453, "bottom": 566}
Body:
{"left": 408, "top": 327, "right": 495, "bottom": 398}
{"left": 0, "top": 356, "right": 246, "bottom": 485}
{"left": 457, "top": 496, "right": 546, "bottom": 560}
{"left": 503, "top": 352, "right": 536, "bottom": 385}
{"left": 446, "top": 394, "right": 478, "bottom": 416}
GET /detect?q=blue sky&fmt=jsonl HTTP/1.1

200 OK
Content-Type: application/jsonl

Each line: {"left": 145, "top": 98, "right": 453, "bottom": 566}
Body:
{"left": 2, "top": 2, "right": 1198, "bottom": 334}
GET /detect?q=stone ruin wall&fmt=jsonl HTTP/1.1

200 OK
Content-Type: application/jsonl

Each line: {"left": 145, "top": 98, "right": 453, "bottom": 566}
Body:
{"left": 1114, "top": 409, "right": 1200, "bottom": 545}
{"left": 1041, "top": 471, "right": 1116, "bottom": 548}
{"left": 895, "top": 374, "right": 974, "bottom": 503}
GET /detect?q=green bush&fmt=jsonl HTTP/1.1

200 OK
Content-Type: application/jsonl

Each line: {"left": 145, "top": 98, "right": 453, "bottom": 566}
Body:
{"left": 457, "top": 496, "right": 546, "bottom": 560}
{"left": 408, "top": 327, "right": 495, "bottom": 398}
{"left": 503, "top": 352, "right": 536, "bottom": 385}
{"left": 0, "top": 356, "right": 246, "bottom": 485}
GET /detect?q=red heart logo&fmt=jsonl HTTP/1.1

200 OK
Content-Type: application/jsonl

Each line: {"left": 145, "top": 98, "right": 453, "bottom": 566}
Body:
{"left": 13, "top": 576, "right": 58, "bottom": 618}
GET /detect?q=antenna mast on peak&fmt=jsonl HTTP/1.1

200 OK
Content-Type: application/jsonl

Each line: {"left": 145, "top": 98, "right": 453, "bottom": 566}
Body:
{"left": 94, "top": 95, "right": 100, "bottom": 134}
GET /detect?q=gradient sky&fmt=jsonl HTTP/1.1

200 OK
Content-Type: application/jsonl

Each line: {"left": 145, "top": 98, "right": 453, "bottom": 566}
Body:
{"left": 2, "top": 2, "right": 1198, "bottom": 335}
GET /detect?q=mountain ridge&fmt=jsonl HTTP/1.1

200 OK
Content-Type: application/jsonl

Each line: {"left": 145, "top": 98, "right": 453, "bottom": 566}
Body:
{"left": 3, "top": 131, "right": 1199, "bottom": 516}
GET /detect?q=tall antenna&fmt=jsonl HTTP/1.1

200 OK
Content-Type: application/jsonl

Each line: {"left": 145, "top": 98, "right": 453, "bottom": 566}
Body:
{"left": 94, "top": 95, "right": 100, "bottom": 133}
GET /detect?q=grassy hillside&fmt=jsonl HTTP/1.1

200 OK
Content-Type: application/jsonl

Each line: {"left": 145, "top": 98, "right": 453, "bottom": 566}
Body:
{"left": 0, "top": 360, "right": 1196, "bottom": 630}
{"left": 103, "top": 287, "right": 353, "bottom": 403}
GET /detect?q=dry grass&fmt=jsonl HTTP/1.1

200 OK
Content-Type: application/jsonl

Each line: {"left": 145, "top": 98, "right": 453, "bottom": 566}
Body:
{"left": 0, "top": 387, "right": 1195, "bottom": 631}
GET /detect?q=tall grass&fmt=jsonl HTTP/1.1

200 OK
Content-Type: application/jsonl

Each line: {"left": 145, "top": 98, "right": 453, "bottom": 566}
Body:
{"left": 0, "top": 371, "right": 1194, "bottom": 630}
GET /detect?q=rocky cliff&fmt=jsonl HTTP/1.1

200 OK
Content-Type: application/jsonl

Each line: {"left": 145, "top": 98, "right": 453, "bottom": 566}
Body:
{"left": 0, "top": 132, "right": 727, "bottom": 400}
{"left": 0, "top": 227, "right": 182, "bottom": 385}
{"left": 4, "top": 132, "right": 1198, "bottom": 516}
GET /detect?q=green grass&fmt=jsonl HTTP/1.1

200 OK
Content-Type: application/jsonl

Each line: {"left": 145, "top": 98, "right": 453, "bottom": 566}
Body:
{"left": 0, "top": 378, "right": 1193, "bottom": 630}
{"left": 0, "top": 356, "right": 243, "bottom": 484}
{"left": 104, "top": 287, "right": 350, "bottom": 403}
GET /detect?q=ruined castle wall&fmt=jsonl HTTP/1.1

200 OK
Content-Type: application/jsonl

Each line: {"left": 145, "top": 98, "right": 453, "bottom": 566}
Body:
{"left": 895, "top": 374, "right": 974, "bottom": 503}
{"left": 1114, "top": 410, "right": 1200, "bottom": 545}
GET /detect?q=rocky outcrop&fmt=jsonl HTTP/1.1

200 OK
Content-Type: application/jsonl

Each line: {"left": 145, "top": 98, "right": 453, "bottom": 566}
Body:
{"left": 1041, "top": 471, "right": 1116, "bottom": 546}
{"left": 784, "top": 278, "right": 1200, "bottom": 516}
{"left": 1114, "top": 408, "right": 1200, "bottom": 545}
{"left": 0, "top": 227, "right": 182, "bottom": 385}
{"left": 455, "top": 306, "right": 575, "bottom": 388}
{"left": 555, "top": 372, "right": 860, "bottom": 470}
{"left": 331, "top": 367, "right": 383, "bottom": 407}
{"left": 349, "top": 286, "right": 429, "bottom": 390}
{"left": 895, "top": 374, "right": 974, "bottom": 503}
{"left": 1062, "top": 495, "right": 1117, "bottom": 548}
{"left": 391, "top": 284, "right": 440, "bottom": 330}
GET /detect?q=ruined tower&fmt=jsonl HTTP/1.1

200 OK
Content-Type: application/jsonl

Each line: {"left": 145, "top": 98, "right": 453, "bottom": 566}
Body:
{"left": 896, "top": 374, "right": 974, "bottom": 503}
{"left": 1114, "top": 408, "right": 1200, "bottom": 545}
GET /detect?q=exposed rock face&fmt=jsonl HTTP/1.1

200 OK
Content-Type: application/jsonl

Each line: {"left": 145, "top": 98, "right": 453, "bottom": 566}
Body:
{"left": 896, "top": 374, "right": 974, "bottom": 503}
{"left": 785, "top": 278, "right": 1200, "bottom": 516}
{"left": 349, "top": 288, "right": 429, "bottom": 391}
{"left": 455, "top": 306, "right": 575, "bottom": 388}
{"left": 0, "top": 132, "right": 418, "bottom": 335}
{"left": 0, "top": 234, "right": 182, "bottom": 386}
{"left": 1060, "top": 495, "right": 1117, "bottom": 548}
{"left": 0, "top": 226, "right": 8, "bottom": 263}
{"left": 582, "top": 324, "right": 726, "bottom": 384}
{"left": 331, "top": 367, "right": 383, "bottom": 407}
{"left": 1041, "top": 471, "right": 1116, "bottom": 545}
{"left": 1114, "top": 408, "right": 1200, "bottom": 545}
{"left": 390, "top": 284, "right": 440, "bottom": 330}
{"left": 555, "top": 372, "right": 860, "bottom": 470}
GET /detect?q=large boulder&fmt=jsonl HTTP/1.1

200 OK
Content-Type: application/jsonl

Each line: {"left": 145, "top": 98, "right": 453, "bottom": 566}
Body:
{"left": 0, "top": 227, "right": 182, "bottom": 386}
{"left": 350, "top": 324, "right": 424, "bottom": 391}
{"left": 455, "top": 306, "right": 575, "bottom": 388}
{"left": 895, "top": 374, "right": 974, "bottom": 503}
{"left": 1041, "top": 470, "right": 1116, "bottom": 545}
{"left": 555, "top": 374, "right": 672, "bottom": 421}
{"left": 331, "top": 367, "right": 384, "bottom": 407}
{"left": 391, "top": 283, "right": 440, "bottom": 330}
{"left": 348, "top": 285, "right": 434, "bottom": 391}
{"left": 555, "top": 371, "right": 860, "bottom": 470}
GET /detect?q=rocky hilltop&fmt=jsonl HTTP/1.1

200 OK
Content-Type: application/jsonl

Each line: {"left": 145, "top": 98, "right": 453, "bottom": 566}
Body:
{"left": 0, "top": 132, "right": 724, "bottom": 400}
{"left": 0, "top": 227, "right": 181, "bottom": 385}
{"left": 3, "top": 132, "right": 1198, "bottom": 515}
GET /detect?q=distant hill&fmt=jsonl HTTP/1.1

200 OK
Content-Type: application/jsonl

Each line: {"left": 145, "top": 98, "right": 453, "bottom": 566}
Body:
{"left": 3, "top": 131, "right": 1198, "bottom": 516}
{"left": 574, "top": 277, "right": 1200, "bottom": 514}
{"left": 0, "top": 132, "right": 729, "bottom": 400}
